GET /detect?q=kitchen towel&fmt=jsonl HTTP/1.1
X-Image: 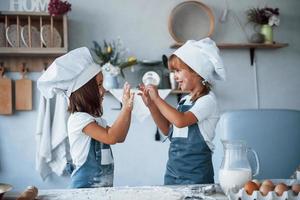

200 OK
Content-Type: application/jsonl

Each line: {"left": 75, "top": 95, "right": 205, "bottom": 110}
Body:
{"left": 36, "top": 48, "right": 102, "bottom": 180}
{"left": 35, "top": 92, "right": 70, "bottom": 180}
{"left": 35, "top": 93, "right": 52, "bottom": 180}
{"left": 48, "top": 93, "right": 70, "bottom": 176}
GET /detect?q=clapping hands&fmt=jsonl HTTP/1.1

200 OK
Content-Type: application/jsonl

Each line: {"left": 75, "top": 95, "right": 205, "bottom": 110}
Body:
{"left": 138, "top": 84, "right": 159, "bottom": 107}
{"left": 122, "top": 82, "right": 134, "bottom": 111}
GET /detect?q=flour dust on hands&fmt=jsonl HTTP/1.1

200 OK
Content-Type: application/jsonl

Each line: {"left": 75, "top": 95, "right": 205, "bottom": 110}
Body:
{"left": 122, "top": 82, "right": 134, "bottom": 111}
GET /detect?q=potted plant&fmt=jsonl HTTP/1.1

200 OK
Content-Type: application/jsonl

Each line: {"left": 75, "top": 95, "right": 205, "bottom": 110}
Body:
{"left": 91, "top": 39, "right": 137, "bottom": 89}
{"left": 247, "top": 7, "right": 280, "bottom": 44}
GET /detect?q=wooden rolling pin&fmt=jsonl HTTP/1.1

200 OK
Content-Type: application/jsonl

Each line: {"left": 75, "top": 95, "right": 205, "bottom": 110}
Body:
{"left": 16, "top": 186, "right": 38, "bottom": 200}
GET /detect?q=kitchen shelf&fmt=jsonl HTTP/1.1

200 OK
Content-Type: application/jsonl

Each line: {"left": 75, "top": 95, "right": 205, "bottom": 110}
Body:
{"left": 105, "top": 89, "right": 188, "bottom": 94}
{"left": 217, "top": 43, "right": 288, "bottom": 49}
{"left": 170, "top": 42, "right": 289, "bottom": 65}
{"left": 0, "top": 11, "right": 68, "bottom": 72}
{"left": 171, "top": 90, "right": 189, "bottom": 94}
{"left": 1, "top": 11, "right": 54, "bottom": 16}
{"left": 0, "top": 47, "right": 67, "bottom": 56}
{"left": 170, "top": 42, "right": 288, "bottom": 49}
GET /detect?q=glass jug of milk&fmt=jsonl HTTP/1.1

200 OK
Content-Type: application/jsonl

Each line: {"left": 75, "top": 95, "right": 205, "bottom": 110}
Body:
{"left": 219, "top": 140, "right": 260, "bottom": 195}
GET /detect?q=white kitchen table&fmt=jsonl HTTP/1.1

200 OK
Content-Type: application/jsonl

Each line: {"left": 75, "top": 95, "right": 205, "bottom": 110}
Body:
{"left": 39, "top": 185, "right": 227, "bottom": 200}
{"left": 3, "top": 184, "right": 228, "bottom": 200}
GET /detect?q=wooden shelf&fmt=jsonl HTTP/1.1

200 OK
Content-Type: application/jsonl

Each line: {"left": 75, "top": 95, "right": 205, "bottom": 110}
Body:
{"left": 170, "top": 42, "right": 289, "bottom": 65}
{"left": 171, "top": 90, "right": 189, "bottom": 94}
{"left": 0, "top": 11, "right": 53, "bottom": 16}
{"left": 170, "top": 42, "right": 288, "bottom": 49}
{"left": 0, "top": 47, "right": 67, "bottom": 56}
{"left": 0, "top": 11, "right": 68, "bottom": 72}
{"left": 105, "top": 89, "right": 187, "bottom": 94}
{"left": 217, "top": 43, "right": 288, "bottom": 49}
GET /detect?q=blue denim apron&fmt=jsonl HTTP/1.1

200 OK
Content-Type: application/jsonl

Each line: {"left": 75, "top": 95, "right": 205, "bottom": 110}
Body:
{"left": 70, "top": 138, "right": 114, "bottom": 188}
{"left": 164, "top": 99, "right": 214, "bottom": 185}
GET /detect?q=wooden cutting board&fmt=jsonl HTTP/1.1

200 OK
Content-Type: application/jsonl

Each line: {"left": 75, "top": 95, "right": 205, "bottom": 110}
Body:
{"left": 0, "top": 66, "right": 13, "bottom": 114}
{"left": 15, "top": 68, "right": 32, "bottom": 110}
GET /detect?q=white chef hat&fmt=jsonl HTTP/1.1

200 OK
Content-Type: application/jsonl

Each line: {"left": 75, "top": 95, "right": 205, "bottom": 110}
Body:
{"left": 38, "top": 47, "right": 101, "bottom": 99}
{"left": 173, "top": 37, "right": 226, "bottom": 83}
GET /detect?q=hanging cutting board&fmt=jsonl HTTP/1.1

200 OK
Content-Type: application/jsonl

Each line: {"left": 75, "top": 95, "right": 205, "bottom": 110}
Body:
{"left": 0, "top": 66, "right": 12, "bottom": 115}
{"left": 15, "top": 67, "right": 32, "bottom": 110}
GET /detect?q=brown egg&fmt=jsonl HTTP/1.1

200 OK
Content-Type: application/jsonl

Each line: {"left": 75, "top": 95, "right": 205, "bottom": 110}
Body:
{"left": 274, "top": 183, "right": 288, "bottom": 196}
{"left": 252, "top": 179, "right": 261, "bottom": 188}
{"left": 259, "top": 184, "right": 273, "bottom": 196}
{"left": 244, "top": 181, "right": 259, "bottom": 195}
{"left": 261, "top": 179, "right": 275, "bottom": 189}
{"left": 292, "top": 184, "right": 300, "bottom": 195}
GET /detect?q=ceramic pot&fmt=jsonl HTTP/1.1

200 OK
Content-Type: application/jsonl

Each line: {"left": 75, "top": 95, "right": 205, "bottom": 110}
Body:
{"left": 103, "top": 73, "right": 119, "bottom": 89}
{"left": 260, "top": 24, "right": 273, "bottom": 44}
{"left": 102, "top": 62, "right": 120, "bottom": 89}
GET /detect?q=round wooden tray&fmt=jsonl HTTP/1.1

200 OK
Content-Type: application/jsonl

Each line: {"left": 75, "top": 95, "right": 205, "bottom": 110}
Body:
{"left": 168, "top": 0, "right": 215, "bottom": 45}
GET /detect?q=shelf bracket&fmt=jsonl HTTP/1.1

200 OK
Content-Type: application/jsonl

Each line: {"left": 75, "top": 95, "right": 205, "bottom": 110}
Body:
{"left": 250, "top": 48, "right": 255, "bottom": 66}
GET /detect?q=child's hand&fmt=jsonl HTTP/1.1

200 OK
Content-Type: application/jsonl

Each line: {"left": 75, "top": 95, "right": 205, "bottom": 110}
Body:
{"left": 122, "top": 82, "right": 134, "bottom": 111}
{"left": 138, "top": 84, "right": 153, "bottom": 107}
{"left": 145, "top": 84, "right": 159, "bottom": 100}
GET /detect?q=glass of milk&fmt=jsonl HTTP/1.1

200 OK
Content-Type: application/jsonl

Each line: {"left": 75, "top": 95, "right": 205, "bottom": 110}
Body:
{"left": 219, "top": 140, "right": 260, "bottom": 195}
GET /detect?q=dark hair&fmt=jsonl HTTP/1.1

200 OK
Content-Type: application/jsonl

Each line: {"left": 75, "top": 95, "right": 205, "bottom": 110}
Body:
{"left": 68, "top": 75, "right": 103, "bottom": 117}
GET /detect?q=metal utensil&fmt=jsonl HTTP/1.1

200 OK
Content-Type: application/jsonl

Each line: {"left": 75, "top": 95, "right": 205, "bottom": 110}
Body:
{"left": 162, "top": 55, "right": 168, "bottom": 69}
{"left": 139, "top": 60, "right": 162, "bottom": 66}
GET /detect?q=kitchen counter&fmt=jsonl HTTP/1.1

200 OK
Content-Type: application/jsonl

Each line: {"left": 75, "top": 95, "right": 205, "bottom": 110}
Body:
{"left": 3, "top": 184, "right": 228, "bottom": 200}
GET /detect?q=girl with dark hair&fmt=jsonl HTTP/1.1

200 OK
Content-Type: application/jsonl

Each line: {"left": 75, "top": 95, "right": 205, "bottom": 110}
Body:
{"left": 38, "top": 47, "right": 134, "bottom": 188}
{"left": 68, "top": 74, "right": 133, "bottom": 188}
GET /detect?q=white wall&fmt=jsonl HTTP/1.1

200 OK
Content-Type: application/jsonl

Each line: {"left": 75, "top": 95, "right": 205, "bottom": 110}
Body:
{"left": 0, "top": 0, "right": 300, "bottom": 192}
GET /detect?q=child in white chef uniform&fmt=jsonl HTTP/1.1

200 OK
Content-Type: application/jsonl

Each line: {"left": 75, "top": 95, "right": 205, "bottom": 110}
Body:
{"left": 139, "top": 38, "right": 225, "bottom": 185}
{"left": 38, "top": 47, "right": 134, "bottom": 188}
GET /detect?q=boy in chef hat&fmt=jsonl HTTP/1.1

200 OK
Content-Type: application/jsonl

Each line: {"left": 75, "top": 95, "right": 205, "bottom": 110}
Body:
{"left": 139, "top": 38, "right": 225, "bottom": 185}
{"left": 38, "top": 47, "right": 134, "bottom": 188}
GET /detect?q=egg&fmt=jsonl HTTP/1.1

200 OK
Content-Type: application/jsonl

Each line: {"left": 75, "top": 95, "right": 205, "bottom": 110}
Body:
{"left": 252, "top": 179, "right": 261, "bottom": 188}
{"left": 261, "top": 179, "right": 275, "bottom": 189}
{"left": 274, "top": 183, "right": 288, "bottom": 196}
{"left": 259, "top": 184, "right": 273, "bottom": 196}
{"left": 292, "top": 184, "right": 300, "bottom": 195}
{"left": 244, "top": 181, "right": 259, "bottom": 195}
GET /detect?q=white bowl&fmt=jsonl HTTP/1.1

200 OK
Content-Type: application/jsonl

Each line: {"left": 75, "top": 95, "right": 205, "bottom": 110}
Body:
{"left": 142, "top": 71, "right": 160, "bottom": 86}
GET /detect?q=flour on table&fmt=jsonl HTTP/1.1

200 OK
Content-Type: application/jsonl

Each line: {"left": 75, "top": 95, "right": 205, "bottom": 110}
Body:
{"left": 107, "top": 187, "right": 183, "bottom": 200}
{"left": 39, "top": 186, "right": 184, "bottom": 200}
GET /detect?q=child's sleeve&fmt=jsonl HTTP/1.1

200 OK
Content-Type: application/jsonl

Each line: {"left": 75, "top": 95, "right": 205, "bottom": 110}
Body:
{"left": 189, "top": 95, "right": 216, "bottom": 123}
{"left": 68, "top": 112, "right": 95, "bottom": 134}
